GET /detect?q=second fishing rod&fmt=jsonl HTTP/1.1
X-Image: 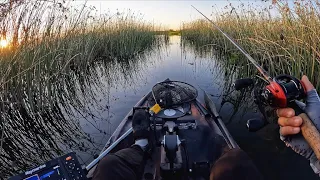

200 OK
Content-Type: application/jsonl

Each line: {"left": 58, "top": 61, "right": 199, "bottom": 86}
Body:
{"left": 191, "top": 5, "right": 320, "bottom": 160}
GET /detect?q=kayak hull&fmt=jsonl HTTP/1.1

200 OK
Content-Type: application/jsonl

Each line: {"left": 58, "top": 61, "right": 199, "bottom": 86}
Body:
{"left": 87, "top": 85, "right": 238, "bottom": 179}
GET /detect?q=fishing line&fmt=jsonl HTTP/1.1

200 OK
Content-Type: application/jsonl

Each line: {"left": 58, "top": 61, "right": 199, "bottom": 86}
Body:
{"left": 191, "top": 5, "right": 273, "bottom": 83}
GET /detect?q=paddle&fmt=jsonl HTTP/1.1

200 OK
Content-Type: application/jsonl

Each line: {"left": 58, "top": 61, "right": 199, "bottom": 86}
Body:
{"left": 203, "top": 90, "right": 239, "bottom": 149}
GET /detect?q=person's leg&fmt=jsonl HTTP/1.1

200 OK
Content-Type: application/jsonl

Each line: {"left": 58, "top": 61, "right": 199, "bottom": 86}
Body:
{"left": 210, "top": 148, "right": 263, "bottom": 180}
{"left": 92, "top": 145, "right": 146, "bottom": 180}
{"left": 92, "top": 108, "right": 151, "bottom": 180}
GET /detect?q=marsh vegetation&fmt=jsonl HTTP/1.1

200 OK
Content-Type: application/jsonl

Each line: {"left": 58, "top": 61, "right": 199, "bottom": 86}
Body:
{"left": 181, "top": 0, "right": 320, "bottom": 89}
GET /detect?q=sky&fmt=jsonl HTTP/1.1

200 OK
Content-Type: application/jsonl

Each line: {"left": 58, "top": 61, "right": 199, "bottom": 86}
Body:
{"left": 74, "top": 0, "right": 274, "bottom": 30}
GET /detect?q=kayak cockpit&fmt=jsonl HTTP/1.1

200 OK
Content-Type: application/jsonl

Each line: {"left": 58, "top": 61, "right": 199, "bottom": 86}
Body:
{"left": 86, "top": 80, "right": 237, "bottom": 180}
{"left": 8, "top": 80, "right": 238, "bottom": 180}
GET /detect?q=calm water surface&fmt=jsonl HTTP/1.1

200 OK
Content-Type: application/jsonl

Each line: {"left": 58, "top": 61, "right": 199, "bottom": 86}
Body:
{"left": 1, "top": 36, "right": 317, "bottom": 179}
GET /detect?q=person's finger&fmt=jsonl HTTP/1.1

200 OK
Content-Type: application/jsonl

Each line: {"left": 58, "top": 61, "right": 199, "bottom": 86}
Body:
{"left": 276, "top": 108, "right": 295, "bottom": 118}
{"left": 301, "top": 75, "right": 315, "bottom": 92}
{"left": 278, "top": 116, "right": 302, "bottom": 127}
{"left": 280, "top": 126, "right": 301, "bottom": 136}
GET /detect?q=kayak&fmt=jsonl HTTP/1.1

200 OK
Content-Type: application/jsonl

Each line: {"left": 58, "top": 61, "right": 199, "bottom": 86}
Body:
{"left": 9, "top": 79, "right": 239, "bottom": 180}
{"left": 86, "top": 79, "right": 239, "bottom": 179}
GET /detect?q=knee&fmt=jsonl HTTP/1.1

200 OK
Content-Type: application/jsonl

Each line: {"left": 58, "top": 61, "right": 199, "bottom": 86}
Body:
{"left": 98, "top": 154, "right": 120, "bottom": 168}
{"left": 92, "top": 154, "right": 124, "bottom": 180}
{"left": 210, "top": 148, "right": 263, "bottom": 180}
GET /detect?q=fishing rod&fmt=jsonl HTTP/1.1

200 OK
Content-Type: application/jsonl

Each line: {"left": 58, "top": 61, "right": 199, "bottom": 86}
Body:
{"left": 191, "top": 5, "right": 272, "bottom": 83}
{"left": 192, "top": 6, "right": 320, "bottom": 160}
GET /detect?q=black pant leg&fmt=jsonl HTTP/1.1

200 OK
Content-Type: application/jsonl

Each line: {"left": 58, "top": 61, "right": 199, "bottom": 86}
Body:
{"left": 210, "top": 148, "right": 263, "bottom": 180}
{"left": 92, "top": 145, "right": 145, "bottom": 180}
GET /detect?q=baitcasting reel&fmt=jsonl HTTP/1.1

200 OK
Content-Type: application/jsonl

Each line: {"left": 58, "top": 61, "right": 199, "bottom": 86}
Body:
{"left": 261, "top": 75, "right": 306, "bottom": 108}
{"left": 234, "top": 75, "right": 307, "bottom": 131}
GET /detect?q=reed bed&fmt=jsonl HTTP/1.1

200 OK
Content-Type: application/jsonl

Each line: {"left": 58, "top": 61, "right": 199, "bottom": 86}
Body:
{"left": 0, "top": 0, "right": 159, "bottom": 177}
{"left": 181, "top": 0, "right": 320, "bottom": 90}
{"left": 0, "top": 0, "right": 157, "bottom": 109}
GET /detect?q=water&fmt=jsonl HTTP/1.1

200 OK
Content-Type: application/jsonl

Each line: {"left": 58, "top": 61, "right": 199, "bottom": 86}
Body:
{"left": 1, "top": 36, "right": 317, "bottom": 180}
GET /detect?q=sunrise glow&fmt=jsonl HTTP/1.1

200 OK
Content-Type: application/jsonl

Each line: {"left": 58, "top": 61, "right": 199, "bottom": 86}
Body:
{"left": 0, "top": 39, "right": 8, "bottom": 48}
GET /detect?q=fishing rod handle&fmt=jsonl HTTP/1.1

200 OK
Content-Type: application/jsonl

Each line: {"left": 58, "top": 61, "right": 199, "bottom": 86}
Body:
{"left": 289, "top": 102, "right": 320, "bottom": 160}
{"left": 300, "top": 113, "right": 320, "bottom": 159}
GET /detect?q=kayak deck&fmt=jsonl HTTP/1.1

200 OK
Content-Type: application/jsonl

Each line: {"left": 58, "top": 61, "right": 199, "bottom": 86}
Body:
{"left": 87, "top": 89, "right": 238, "bottom": 179}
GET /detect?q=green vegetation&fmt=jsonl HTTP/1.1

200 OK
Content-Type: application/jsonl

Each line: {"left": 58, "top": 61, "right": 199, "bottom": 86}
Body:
{"left": 168, "top": 29, "right": 181, "bottom": 36}
{"left": 0, "top": 0, "right": 157, "bottom": 112}
{"left": 154, "top": 29, "right": 181, "bottom": 36}
{"left": 0, "top": 1, "right": 160, "bottom": 177}
{"left": 181, "top": 0, "right": 320, "bottom": 90}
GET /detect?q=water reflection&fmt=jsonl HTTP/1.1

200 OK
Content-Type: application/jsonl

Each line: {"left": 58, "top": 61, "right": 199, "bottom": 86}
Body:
{"left": 0, "top": 37, "right": 166, "bottom": 178}
{"left": 181, "top": 36, "right": 318, "bottom": 180}
{"left": 181, "top": 39, "right": 257, "bottom": 124}
{"left": 1, "top": 35, "right": 318, "bottom": 180}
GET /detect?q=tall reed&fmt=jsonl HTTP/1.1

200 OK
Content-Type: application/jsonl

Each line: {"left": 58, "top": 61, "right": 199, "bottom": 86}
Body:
{"left": 181, "top": 0, "right": 320, "bottom": 90}
{"left": 0, "top": 1, "right": 159, "bottom": 178}
{"left": 0, "top": 0, "right": 157, "bottom": 107}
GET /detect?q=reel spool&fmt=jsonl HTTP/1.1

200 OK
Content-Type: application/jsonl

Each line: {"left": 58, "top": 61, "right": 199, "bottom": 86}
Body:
{"left": 234, "top": 75, "right": 307, "bottom": 132}
{"left": 261, "top": 75, "right": 306, "bottom": 108}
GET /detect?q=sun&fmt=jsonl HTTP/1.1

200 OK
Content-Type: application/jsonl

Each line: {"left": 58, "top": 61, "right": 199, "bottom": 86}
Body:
{"left": 0, "top": 39, "right": 8, "bottom": 48}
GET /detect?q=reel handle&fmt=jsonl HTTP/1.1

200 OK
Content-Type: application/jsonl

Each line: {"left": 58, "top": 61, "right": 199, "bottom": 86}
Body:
{"left": 289, "top": 101, "right": 320, "bottom": 160}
